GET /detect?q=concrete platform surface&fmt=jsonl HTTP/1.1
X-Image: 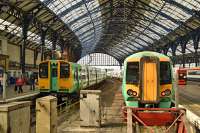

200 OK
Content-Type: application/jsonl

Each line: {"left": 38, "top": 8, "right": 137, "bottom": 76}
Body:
{"left": 0, "top": 85, "right": 39, "bottom": 102}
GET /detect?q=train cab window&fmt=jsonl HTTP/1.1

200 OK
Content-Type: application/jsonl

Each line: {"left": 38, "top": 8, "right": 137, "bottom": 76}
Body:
{"left": 39, "top": 62, "right": 48, "bottom": 78}
{"left": 52, "top": 68, "right": 57, "bottom": 77}
{"left": 126, "top": 62, "right": 139, "bottom": 84}
{"left": 60, "top": 62, "right": 70, "bottom": 78}
{"left": 160, "top": 62, "right": 171, "bottom": 84}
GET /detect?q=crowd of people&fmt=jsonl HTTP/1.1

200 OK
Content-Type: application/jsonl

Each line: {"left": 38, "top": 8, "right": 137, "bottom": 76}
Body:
{"left": 0, "top": 73, "right": 37, "bottom": 95}
{"left": 14, "top": 74, "right": 36, "bottom": 93}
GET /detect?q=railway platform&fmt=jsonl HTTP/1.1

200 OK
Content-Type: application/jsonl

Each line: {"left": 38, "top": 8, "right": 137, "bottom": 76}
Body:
{"left": 0, "top": 85, "right": 39, "bottom": 103}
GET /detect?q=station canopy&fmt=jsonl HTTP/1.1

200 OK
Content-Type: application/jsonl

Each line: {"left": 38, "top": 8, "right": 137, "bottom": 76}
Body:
{"left": 40, "top": 0, "right": 200, "bottom": 62}
{"left": 1, "top": 0, "right": 200, "bottom": 62}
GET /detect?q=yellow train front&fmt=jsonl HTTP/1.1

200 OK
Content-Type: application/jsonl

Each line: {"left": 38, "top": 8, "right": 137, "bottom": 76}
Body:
{"left": 38, "top": 60, "right": 107, "bottom": 97}
{"left": 122, "top": 51, "right": 175, "bottom": 108}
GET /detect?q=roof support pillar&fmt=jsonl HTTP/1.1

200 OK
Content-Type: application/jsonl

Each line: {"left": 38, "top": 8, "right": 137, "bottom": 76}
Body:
{"left": 170, "top": 43, "right": 178, "bottom": 67}
{"left": 21, "top": 13, "right": 31, "bottom": 75}
{"left": 163, "top": 45, "right": 169, "bottom": 55}
{"left": 192, "top": 30, "right": 200, "bottom": 67}
{"left": 34, "top": 49, "right": 38, "bottom": 68}
{"left": 180, "top": 36, "right": 189, "bottom": 68}
{"left": 40, "top": 27, "right": 47, "bottom": 61}
{"left": 60, "top": 40, "right": 64, "bottom": 54}
{"left": 51, "top": 32, "right": 58, "bottom": 59}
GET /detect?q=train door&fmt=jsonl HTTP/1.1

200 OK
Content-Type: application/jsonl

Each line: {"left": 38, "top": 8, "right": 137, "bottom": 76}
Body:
{"left": 50, "top": 61, "right": 58, "bottom": 92}
{"left": 141, "top": 57, "right": 159, "bottom": 102}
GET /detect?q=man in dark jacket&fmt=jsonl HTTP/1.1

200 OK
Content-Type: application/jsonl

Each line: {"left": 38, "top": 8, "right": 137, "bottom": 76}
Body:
{"left": 30, "top": 74, "right": 35, "bottom": 91}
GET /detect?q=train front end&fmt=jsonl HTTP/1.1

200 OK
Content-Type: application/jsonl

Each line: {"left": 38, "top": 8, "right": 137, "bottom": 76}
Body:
{"left": 38, "top": 60, "right": 75, "bottom": 96}
{"left": 122, "top": 51, "right": 175, "bottom": 108}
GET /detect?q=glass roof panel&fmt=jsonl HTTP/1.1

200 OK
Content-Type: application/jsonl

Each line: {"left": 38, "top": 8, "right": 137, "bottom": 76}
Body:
{"left": 0, "top": 18, "right": 58, "bottom": 49}
{"left": 40, "top": 0, "right": 103, "bottom": 54}
{"left": 39, "top": 0, "right": 200, "bottom": 59}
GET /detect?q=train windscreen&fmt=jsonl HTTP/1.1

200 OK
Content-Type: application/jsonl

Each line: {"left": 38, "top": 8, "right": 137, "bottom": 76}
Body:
{"left": 126, "top": 62, "right": 139, "bottom": 84}
{"left": 39, "top": 62, "right": 48, "bottom": 78}
{"left": 60, "top": 62, "right": 70, "bottom": 78}
{"left": 160, "top": 62, "right": 171, "bottom": 84}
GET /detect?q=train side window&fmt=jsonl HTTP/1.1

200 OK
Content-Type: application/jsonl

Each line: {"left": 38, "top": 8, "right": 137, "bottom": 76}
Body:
{"left": 160, "top": 62, "right": 171, "bottom": 84}
{"left": 60, "top": 62, "right": 70, "bottom": 78}
{"left": 75, "top": 67, "right": 78, "bottom": 81}
{"left": 39, "top": 62, "right": 48, "bottom": 78}
{"left": 126, "top": 62, "right": 139, "bottom": 84}
{"left": 81, "top": 69, "right": 86, "bottom": 80}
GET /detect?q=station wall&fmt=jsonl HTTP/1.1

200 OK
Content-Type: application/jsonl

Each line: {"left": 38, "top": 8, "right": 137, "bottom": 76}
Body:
{"left": 0, "top": 36, "right": 41, "bottom": 66}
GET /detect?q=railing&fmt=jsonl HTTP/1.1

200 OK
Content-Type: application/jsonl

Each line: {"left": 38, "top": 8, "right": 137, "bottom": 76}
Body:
{"left": 57, "top": 100, "right": 80, "bottom": 124}
{"left": 123, "top": 107, "right": 187, "bottom": 133}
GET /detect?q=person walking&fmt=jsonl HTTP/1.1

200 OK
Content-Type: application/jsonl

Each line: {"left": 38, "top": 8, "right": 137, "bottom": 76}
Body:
{"left": 16, "top": 76, "right": 24, "bottom": 93}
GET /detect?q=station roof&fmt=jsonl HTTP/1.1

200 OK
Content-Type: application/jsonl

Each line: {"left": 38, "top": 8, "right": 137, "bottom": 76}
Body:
{"left": 1, "top": 0, "right": 200, "bottom": 63}
{"left": 0, "top": 0, "right": 81, "bottom": 58}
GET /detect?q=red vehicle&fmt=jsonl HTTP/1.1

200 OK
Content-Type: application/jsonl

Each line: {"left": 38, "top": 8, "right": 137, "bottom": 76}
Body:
{"left": 177, "top": 68, "right": 187, "bottom": 85}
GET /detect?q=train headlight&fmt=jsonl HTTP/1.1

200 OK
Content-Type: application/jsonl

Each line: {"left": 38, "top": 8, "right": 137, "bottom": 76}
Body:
{"left": 161, "top": 91, "right": 165, "bottom": 96}
{"left": 127, "top": 89, "right": 137, "bottom": 96}
{"left": 165, "top": 89, "right": 171, "bottom": 96}
{"left": 161, "top": 89, "right": 171, "bottom": 96}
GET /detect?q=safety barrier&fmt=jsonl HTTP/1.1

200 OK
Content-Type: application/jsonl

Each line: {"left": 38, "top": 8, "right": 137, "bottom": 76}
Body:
{"left": 123, "top": 106, "right": 187, "bottom": 133}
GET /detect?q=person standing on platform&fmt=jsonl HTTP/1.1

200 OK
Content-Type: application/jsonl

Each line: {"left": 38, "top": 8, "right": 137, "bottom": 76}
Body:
{"left": 30, "top": 74, "right": 35, "bottom": 91}
{"left": 0, "top": 81, "right": 2, "bottom": 95}
{"left": 0, "top": 72, "right": 3, "bottom": 96}
{"left": 16, "top": 75, "right": 24, "bottom": 93}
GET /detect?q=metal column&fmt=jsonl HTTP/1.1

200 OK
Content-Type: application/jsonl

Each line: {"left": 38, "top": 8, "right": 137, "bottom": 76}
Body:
{"left": 51, "top": 32, "right": 58, "bottom": 59}
{"left": 171, "top": 43, "right": 177, "bottom": 67}
{"left": 180, "top": 36, "right": 189, "bottom": 68}
{"left": 40, "top": 28, "right": 47, "bottom": 61}
{"left": 192, "top": 30, "right": 200, "bottom": 67}
{"left": 21, "top": 13, "right": 31, "bottom": 75}
{"left": 34, "top": 49, "right": 38, "bottom": 68}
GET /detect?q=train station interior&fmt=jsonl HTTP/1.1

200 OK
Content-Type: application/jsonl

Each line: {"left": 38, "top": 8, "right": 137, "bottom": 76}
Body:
{"left": 0, "top": 0, "right": 199, "bottom": 133}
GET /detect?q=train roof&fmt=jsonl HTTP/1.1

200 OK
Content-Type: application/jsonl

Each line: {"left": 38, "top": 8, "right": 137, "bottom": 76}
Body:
{"left": 125, "top": 51, "right": 170, "bottom": 63}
